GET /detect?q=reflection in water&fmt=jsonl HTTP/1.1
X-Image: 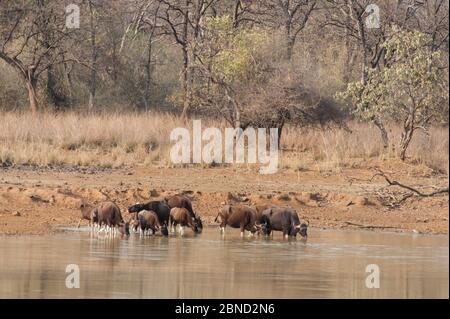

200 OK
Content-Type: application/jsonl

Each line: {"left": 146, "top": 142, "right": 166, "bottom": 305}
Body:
{"left": 0, "top": 228, "right": 448, "bottom": 298}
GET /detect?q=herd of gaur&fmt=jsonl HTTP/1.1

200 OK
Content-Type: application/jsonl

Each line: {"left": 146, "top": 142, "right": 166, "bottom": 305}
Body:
{"left": 78, "top": 195, "right": 309, "bottom": 239}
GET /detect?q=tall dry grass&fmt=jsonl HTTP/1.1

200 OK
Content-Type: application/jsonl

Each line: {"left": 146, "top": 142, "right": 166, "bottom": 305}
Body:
{"left": 0, "top": 112, "right": 185, "bottom": 168}
{"left": 0, "top": 112, "right": 448, "bottom": 173}
{"left": 282, "top": 123, "right": 449, "bottom": 174}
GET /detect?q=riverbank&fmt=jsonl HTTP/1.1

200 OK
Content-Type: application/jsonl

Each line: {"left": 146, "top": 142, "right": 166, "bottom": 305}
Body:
{"left": 0, "top": 164, "right": 448, "bottom": 235}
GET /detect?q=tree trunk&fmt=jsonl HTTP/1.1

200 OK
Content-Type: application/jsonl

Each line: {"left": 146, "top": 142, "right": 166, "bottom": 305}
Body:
{"left": 88, "top": 0, "right": 97, "bottom": 112}
{"left": 181, "top": 44, "right": 190, "bottom": 119}
{"left": 26, "top": 77, "right": 38, "bottom": 114}
{"left": 286, "top": 37, "right": 295, "bottom": 61}
{"left": 180, "top": 0, "right": 190, "bottom": 119}
{"left": 284, "top": 12, "right": 294, "bottom": 60}
{"left": 88, "top": 60, "right": 96, "bottom": 111}
{"left": 46, "top": 65, "right": 64, "bottom": 110}
{"left": 144, "top": 36, "right": 153, "bottom": 112}
{"left": 343, "top": 10, "right": 356, "bottom": 84}
{"left": 359, "top": 21, "right": 368, "bottom": 85}
{"left": 278, "top": 123, "right": 284, "bottom": 150}
{"left": 349, "top": 2, "right": 368, "bottom": 85}
{"left": 63, "top": 62, "right": 73, "bottom": 106}
{"left": 399, "top": 129, "right": 413, "bottom": 161}
{"left": 399, "top": 116, "right": 415, "bottom": 161}
{"left": 373, "top": 118, "right": 389, "bottom": 149}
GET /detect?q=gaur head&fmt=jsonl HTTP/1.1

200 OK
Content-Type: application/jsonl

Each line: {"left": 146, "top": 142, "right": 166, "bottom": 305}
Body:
{"left": 90, "top": 208, "right": 99, "bottom": 224}
{"left": 260, "top": 222, "right": 271, "bottom": 236}
{"left": 118, "top": 222, "right": 130, "bottom": 236}
{"left": 259, "top": 214, "right": 272, "bottom": 236}
{"left": 194, "top": 217, "right": 203, "bottom": 233}
{"left": 128, "top": 202, "right": 144, "bottom": 213}
{"left": 79, "top": 200, "right": 90, "bottom": 211}
{"left": 296, "top": 220, "right": 309, "bottom": 238}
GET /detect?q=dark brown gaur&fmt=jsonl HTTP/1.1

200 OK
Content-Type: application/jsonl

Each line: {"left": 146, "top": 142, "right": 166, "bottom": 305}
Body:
{"left": 95, "top": 201, "right": 130, "bottom": 236}
{"left": 215, "top": 204, "right": 259, "bottom": 237}
{"left": 261, "top": 207, "right": 307, "bottom": 239}
{"left": 128, "top": 201, "right": 170, "bottom": 226}
{"left": 169, "top": 207, "right": 201, "bottom": 235}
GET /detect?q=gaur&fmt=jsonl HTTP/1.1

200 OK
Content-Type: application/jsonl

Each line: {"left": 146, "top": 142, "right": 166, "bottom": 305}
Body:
{"left": 165, "top": 195, "right": 195, "bottom": 217}
{"left": 78, "top": 201, "right": 98, "bottom": 229}
{"left": 261, "top": 207, "right": 308, "bottom": 238}
{"left": 165, "top": 195, "right": 202, "bottom": 233}
{"left": 169, "top": 207, "right": 202, "bottom": 235}
{"left": 91, "top": 201, "right": 130, "bottom": 236}
{"left": 128, "top": 200, "right": 170, "bottom": 226}
{"left": 215, "top": 204, "right": 259, "bottom": 237}
{"left": 135, "top": 210, "right": 165, "bottom": 236}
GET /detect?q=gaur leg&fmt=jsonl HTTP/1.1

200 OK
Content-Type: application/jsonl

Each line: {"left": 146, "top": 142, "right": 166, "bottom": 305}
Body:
{"left": 97, "top": 221, "right": 105, "bottom": 233}
{"left": 240, "top": 222, "right": 245, "bottom": 238}
{"left": 246, "top": 225, "right": 256, "bottom": 237}
{"left": 107, "top": 222, "right": 113, "bottom": 236}
{"left": 219, "top": 220, "right": 226, "bottom": 234}
{"left": 283, "top": 227, "right": 289, "bottom": 239}
{"left": 169, "top": 216, "right": 173, "bottom": 233}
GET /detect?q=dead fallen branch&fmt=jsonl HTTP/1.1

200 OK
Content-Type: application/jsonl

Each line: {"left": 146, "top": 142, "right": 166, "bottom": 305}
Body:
{"left": 372, "top": 171, "right": 448, "bottom": 196}
{"left": 370, "top": 170, "right": 448, "bottom": 207}
{"left": 342, "top": 221, "right": 399, "bottom": 229}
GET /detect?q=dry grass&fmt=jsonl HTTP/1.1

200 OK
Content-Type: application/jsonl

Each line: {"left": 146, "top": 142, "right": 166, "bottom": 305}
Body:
{"left": 0, "top": 112, "right": 184, "bottom": 168}
{"left": 282, "top": 123, "right": 449, "bottom": 174}
{"left": 0, "top": 112, "right": 448, "bottom": 174}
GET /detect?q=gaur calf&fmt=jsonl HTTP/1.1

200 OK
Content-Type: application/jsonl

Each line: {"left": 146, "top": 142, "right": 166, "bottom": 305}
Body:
{"left": 134, "top": 210, "right": 168, "bottom": 236}
{"left": 165, "top": 195, "right": 202, "bottom": 233}
{"left": 215, "top": 204, "right": 259, "bottom": 237}
{"left": 169, "top": 207, "right": 202, "bottom": 235}
{"left": 128, "top": 200, "right": 170, "bottom": 227}
{"left": 261, "top": 207, "right": 308, "bottom": 239}
{"left": 165, "top": 195, "right": 195, "bottom": 217}
{"left": 93, "top": 201, "right": 130, "bottom": 236}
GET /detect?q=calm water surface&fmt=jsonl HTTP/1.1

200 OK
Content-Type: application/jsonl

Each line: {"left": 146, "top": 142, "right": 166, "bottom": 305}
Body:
{"left": 0, "top": 227, "right": 448, "bottom": 298}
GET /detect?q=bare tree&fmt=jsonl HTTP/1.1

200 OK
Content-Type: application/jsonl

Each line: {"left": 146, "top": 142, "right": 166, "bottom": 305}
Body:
{"left": 0, "top": 1, "right": 77, "bottom": 113}
{"left": 120, "top": 0, "right": 165, "bottom": 110}
{"left": 157, "top": 0, "right": 217, "bottom": 118}
{"left": 87, "top": 0, "right": 98, "bottom": 111}
{"left": 261, "top": 0, "right": 317, "bottom": 60}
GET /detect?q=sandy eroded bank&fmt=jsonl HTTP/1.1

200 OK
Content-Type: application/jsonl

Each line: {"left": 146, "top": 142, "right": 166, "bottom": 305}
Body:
{"left": 0, "top": 164, "right": 448, "bottom": 235}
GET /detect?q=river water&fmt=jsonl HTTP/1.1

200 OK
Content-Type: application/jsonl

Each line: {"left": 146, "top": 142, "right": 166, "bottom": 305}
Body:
{"left": 0, "top": 227, "right": 448, "bottom": 298}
